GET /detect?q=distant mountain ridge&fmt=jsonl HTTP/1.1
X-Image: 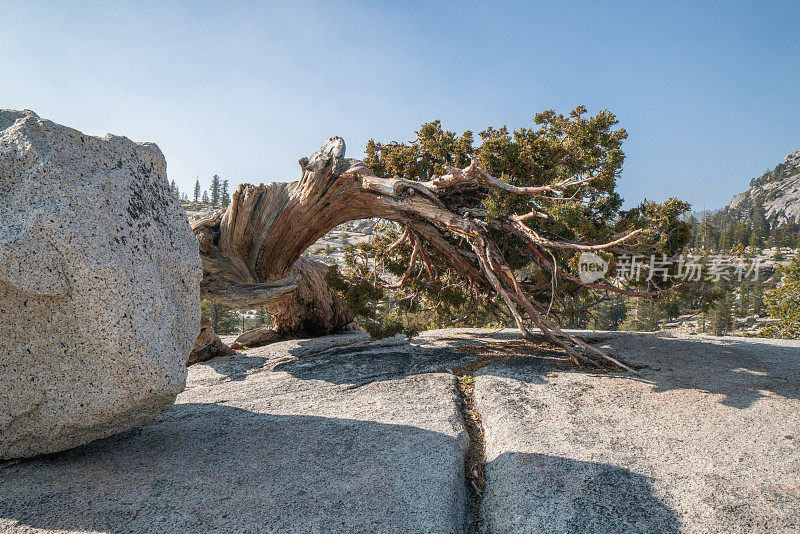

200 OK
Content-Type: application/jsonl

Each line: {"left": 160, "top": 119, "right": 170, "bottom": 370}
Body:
{"left": 726, "top": 150, "right": 800, "bottom": 226}
{"left": 693, "top": 150, "right": 800, "bottom": 250}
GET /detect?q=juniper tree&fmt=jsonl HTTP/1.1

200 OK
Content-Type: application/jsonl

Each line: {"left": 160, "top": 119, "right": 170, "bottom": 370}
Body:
{"left": 193, "top": 108, "right": 692, "bottom": 369}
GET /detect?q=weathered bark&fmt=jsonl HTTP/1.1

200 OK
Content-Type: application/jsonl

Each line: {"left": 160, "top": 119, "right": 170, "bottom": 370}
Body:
{"left": 192, "top": 137, "right": 424, "bottom": 338}
{"left": 230, "top": 328, "right": 283, "bottom": 350}
{"left": 188, "top": 317, "right": 235, "bottom": 366}
{"left": 194, "top": 137, "right": 654, "bottom": 369}
{"left": 263, "top": 257, "right": 355, "bottom": 335}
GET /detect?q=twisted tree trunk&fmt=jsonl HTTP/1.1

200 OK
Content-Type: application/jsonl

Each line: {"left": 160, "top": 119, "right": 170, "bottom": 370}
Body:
{"left": 193, "top": 137, "right": 475, "bottom": 338}
{"left": 194, "top": 137, "right": 657, "bottom": 370}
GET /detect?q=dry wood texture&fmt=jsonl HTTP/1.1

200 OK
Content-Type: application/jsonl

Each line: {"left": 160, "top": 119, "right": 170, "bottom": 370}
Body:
{"left": 194, "top": 137, "right": 651, "bottom": 369}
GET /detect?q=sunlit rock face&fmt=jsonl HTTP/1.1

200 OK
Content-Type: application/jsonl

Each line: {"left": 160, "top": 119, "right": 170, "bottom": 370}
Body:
{"left": 0, "top": 110, "right": 202, "bottom": 459}
{"left": 727, "top": 150, "right": 800, "bottom": 226}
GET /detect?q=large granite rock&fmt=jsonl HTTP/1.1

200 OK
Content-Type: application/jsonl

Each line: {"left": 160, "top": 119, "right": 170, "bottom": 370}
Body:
{"left": 0, "top": 110, "right": 202, "bottom": 459}
{"left": 474, "top": 332, "right": 800, "bottom": 533}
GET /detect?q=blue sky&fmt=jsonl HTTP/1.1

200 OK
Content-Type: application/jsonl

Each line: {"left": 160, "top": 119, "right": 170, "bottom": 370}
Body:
{"left": 3, "top": 1, "right": 799, "bottom": 209}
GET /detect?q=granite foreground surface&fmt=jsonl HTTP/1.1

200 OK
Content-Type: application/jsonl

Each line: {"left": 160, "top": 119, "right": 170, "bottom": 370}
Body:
{"left": 0, "top": 110, "right": 202, "bottom": 459}
{"left": 0, "top": 331, "right": 475, "bottom": 533}
{"left": 475, "top": 332, "right": 800, "bottom": 534}
{"left": 2, "top": 329, "right": 799, "bottom": 533}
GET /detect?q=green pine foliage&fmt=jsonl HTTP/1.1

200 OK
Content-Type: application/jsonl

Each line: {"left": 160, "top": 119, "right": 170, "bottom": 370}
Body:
{"left": 759, "top": 254, "right": 800, "bottom": 339}
{"left": 329, "top": 109, "right": 692, "bottom": 338}
{"left": 711, "top": 292, "right": 734, "bottom": 336}
{"left": 590, "top": 294, "right": 628, "bottom": 330}
{"left": 210, "top": 175, "right": 221, "bottom": 207}
{"left": 221, "top": 179, "right": 231, "bottom": 208}
{"left": 621, "top": 298, "right": 663, "bottom": 332}
{"left": 253, "top": 307, "right": 270, "bottom": 328}
{"left": 201, "top": 300, "right": 238, "bottom": 335}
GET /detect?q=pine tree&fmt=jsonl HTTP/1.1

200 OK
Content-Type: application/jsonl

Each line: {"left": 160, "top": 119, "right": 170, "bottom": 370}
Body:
{"left": 210, "top": 175, "right": 221, "bottom": 207}
{"left": 688, "top": 215, "right": 699, "bottom": 232}
{"left": 170, "top": 179, "right": 179, "bottom": 199}
{"left": 751, "top": 282, "right": 765, "bottom": 316}
{"left": 750, "top": 205, "right": 769, "bottom": 249}
{"left": 221, "top": 179, "right": 231, "bottom": 208}
{"left": 719, "top": 224, "right": 734, "bottom": 251}
{"left": 759, "top": 254, "right": 800, "bottom": 339}
{"left": 694, "top": 214, "right": 717, "bottom": 251}
{"left": 737, "top": 281, "right": 751, "bottom": 317}
{"left": 254, "top": 307, "right": 269, "bottom": 328}
{"left": 711, "top": 293, "right": 734, "bottom": 335}
{"left": 201, "top": 300, "right": 238, "bottom": 335}
{"left": 621, "top": 298, "right": 662, "bottom": 331}
{"left": 202, "top": 190, "right": 209, "bottom": 204}
{"left": 734, "top": 221, "right": 750, "bottom": 248}
{"left": 591, "top": 294, "right": 627, "bottom": 330}
{"left": 193, "top": 178, "right": 201, "bottom": 203}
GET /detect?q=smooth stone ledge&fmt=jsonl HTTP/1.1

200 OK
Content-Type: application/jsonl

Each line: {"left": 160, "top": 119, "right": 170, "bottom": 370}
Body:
{"left": 476, "top": 332, "right": 800, "bottom": 533}
{"left": 0, "top": 331, "right": 478, "bottom": 534}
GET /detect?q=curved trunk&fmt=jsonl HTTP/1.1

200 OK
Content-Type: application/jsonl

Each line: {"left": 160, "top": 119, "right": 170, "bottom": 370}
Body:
{"left": 192, "top": 137, "right": 449, "bottom": 337}
{"left": 193, "top": 137, "right": 648, "bottom": 371}
{"left": 193, "top": 144, "right": 370, "bottom": 337}
{"left": 263, "top": 257, "right": 354, "bottom": 335}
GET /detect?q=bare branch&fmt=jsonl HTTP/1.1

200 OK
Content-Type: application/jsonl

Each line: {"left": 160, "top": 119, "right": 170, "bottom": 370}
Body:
{"left": 200, "top": 276, "right": 299, "bottom": 308}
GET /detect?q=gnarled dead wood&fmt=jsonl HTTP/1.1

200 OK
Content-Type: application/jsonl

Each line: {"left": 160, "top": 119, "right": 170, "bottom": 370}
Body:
{"left": 188, "top": 317, "right": 235, "bottom": 365}
{"left": 194, "top": 137, "right": 652, "bottom": 368}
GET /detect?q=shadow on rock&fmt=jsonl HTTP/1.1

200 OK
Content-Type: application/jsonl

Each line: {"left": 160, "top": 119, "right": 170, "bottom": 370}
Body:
{"left": 597, "top": 335, "right": 800, "bottom": 409}
{"left": 481, "top": 452, "right": 681, "bottom": 533}
{"left": 275, "top": 336, "right": 478, "bottom": 387}
{"left": 0, "top": 403, "right": 466, "bottom": 533}
{"left": 462, "top": 331, "right": 800, "bottom": 410}
{"left": 202, "top": 354, "right": 269, "bottom": 381}
{"left": 219, "top": 329, "right": 799, "bottom": 409}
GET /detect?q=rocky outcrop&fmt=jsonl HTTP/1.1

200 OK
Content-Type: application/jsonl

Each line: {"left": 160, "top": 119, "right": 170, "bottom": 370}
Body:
{"left": 0, "top": 331, "right": 474, "bottom": 533}
{"left": 725, "top": 150, "right": 800, "bottom": 226}
{"left": 475, "top": 332, "right": 800, "bottom": 533}
{"left": 0, "top": 110, "right": 202, "bottom": 459}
